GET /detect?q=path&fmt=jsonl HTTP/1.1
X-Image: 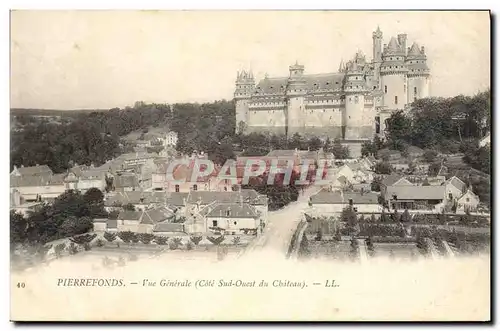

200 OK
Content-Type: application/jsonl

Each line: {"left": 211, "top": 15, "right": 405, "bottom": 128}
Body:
{"left": 241, "top": 186, "right": 320, "bottom": 258}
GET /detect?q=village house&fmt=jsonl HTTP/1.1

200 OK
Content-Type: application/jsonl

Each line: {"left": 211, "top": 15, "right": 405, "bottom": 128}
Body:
{"left": 380, "top": 174, "right": 413, "bottom": 197}
{"left": 443, "top": 176, "right": 468, "bottom": 202}
{"left": 196, "top": 202, "right": 261, "bottom": 235}
{"left": 309, "top": 189, "right": 381, "bottom": 215}
{"left": 109, "top": 208, "right": 178, "bottom": 233}
{"left": 104, "top": 191, "right": 170, "bottom": 212}
{"left": 11, "top": 164, "right": 53, "bottom": 177}
{"left": 10, "top": 173, "right": 67, "bottom": 203}
{"left": 456, "top": 189, "right": 480, "bottom": 213}
{"left": 113, "top": 173, "right": 140, "bottom": 192}
{"left": 10, "top": 189, "right": 43, "bottom": 216}
{"left": 385, "top": 185, "right": 446, "bottom": 212}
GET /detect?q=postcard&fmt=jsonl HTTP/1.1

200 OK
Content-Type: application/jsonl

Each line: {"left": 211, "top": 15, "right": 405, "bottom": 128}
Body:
{"left": 10, "top": 10, "right": 491, "bottom": 322}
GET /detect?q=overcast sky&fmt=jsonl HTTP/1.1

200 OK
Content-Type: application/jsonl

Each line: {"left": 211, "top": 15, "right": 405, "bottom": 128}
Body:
{"left": 10, "top": 10, "right": 490, "bottom": 110}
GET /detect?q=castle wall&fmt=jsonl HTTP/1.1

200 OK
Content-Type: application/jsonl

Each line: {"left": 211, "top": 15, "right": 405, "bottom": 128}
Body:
{"left": 381, "top": 73, "right": 407, "bottom": 110}
{"left": 247, "top": 107, "right": 286, "bottom": 128}
{"left": 287, "top": 96, "right": 305, "bottom": 135}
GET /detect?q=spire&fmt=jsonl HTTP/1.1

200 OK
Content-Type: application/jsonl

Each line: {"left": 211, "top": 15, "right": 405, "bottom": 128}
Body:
{"left": 373, "top": 25, "right": 383, "bottom": 38}
{"left": 338, "top": 58, "right": 344, "bottom": 72}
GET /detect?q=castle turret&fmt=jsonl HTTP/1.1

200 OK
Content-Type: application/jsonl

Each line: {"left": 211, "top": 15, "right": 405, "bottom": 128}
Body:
{"left": 380, "top": 36, "right": 408, "bottom": 111}
{"left": 234, "top": 70, "right": 255, "bottom": 133}
{"left": 406, "top": 42, "right": 430, "bottom": 103}
{"left": 343, "top": 55, "right": 372, "bottom": 139}
{"left": 372, "top": 26, "right": 383, "bottom": 83}
{"left": 286, "top": 61, "right": 307, "bottom": 137}
{"left": 372, "top": 26, "right": 383, "bottom": 63}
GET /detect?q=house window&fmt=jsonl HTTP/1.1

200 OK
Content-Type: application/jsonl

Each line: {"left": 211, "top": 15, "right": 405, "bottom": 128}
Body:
{"left": 224, "top": 186, "right": 228, "bottom": 191}
{"left": 349, "top": 199, "right": 353, "bottom": 205}
{"left": 193, "top": 184, "right": 198, "bottom": 191}
{"left": 414, "top": 87, "right": 417, "bottom": 94}
{"left": 395, "top": 96, "right": 398, "bottom": 105}
{"left": 175, "top": 185, "right": 180, "bottom": 192}
{"left": 448, "top": 193, "right": 453, "bottom": 200}
{"left": 384, "top": 85, "right": 387, "bottom": 93}
{"left": 226, "top": 210, "right": 230, "bottom": 217}
{"left": 212, "top": 220, "right": 218, "bottom": 227}
{"left": 375, "top": 116, "right": 380, "bottom": 134}
{"left": 466, "top": 198, "right": 470, "bottom": 202}
{"left": 392, "top": 195, "right": 398, "bottom": 200}
{"left": 234, "top": 221, "right": 237, "bottom": 225}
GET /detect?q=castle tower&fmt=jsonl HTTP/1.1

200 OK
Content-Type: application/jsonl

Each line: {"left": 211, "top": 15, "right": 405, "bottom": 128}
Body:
{"left": 406, "top": 42, "right": 431, "bottom": 103}
{"left": 380, "top": 36, "right": 408, "bottom": 111}
{"left": 234, "top": 70, "right": 255, "bottom": 133}
{"left": 285, "top": 61, "right": 307, "bottom": 137}
{"left": 343, "top": 56, "right": 372, "bottom": 140}
{"left": 372, "top": 26, "right": 383, "bottom": 82}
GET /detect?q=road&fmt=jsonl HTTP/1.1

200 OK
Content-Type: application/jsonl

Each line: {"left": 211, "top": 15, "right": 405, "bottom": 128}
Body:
{"left": 241, "top": 186, "right": 319, "bottom": 258}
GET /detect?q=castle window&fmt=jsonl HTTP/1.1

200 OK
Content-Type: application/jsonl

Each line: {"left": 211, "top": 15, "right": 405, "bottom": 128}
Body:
{"left": 373, "top": 86, "right": 377, "bottom": 90}
{"left": 395, "top": 96, "right": 398, "bottom": 105}
{"left": 404, "top": 85, "right": 406, "bottom": 93}
{"left": 414, "top": 87, "right": 417, "bottom": 94}
{"left": 384, "top": 85, "right": 387, "bottom": 93}
{"left": 354, "top": 96, "right": 359, "bottom": 104}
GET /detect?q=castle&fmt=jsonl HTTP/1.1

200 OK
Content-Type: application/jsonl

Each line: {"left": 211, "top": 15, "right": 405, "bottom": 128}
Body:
{"left": 234, "top": 27, "right": 431, "bottom": 140}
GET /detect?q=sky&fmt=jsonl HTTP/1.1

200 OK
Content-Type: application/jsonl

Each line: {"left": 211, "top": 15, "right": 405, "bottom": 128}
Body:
{"left": 10, "top": 10, "right": 490, "bottom": 110}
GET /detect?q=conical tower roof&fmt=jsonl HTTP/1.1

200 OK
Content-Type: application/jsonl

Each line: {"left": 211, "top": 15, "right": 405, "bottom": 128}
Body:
{"left": 386, "top": 37, "right": 401, "bottom": 54}
{"left": 406, "top": 42, "right": 426, "bottom": 60}
{"left": 408, "top": 42, "right": 421, "bottom": 56}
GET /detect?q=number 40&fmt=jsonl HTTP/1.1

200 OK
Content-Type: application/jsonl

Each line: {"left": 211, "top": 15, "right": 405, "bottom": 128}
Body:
{"left": 16, "top": 282, "right": 25, "bottom": 288}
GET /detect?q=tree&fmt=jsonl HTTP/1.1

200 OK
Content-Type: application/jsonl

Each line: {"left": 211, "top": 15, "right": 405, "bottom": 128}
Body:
{"left": 423, "top": 149, "right": 438, "bottom": 163}
{"left": 232, "top": 236, "right": 241, "bottom": 245}
{"left": 428, "top": 161, "right": 441, "bottom": 176}
{"left": 154, "top": 236, "right": 168, "bottom": 245}
{"left": 307, "top": 137, "right": 323, "bottom": 151}
{"left": 374, "top": 162, "right": 392, "bottom": 175}
{"left": 118, "top": 231, "right": 135, "bottom": 243}
{"left": 60, "top": 216, "right": 93, "bottom": 237}
{"left": 401, "top": 209, "right": 411, "bottom": 223}
{"left": 190, "top": 236, "right": 203, "bottom": 245}
{"left": 70, "top": 233, "right": 97, "bottom": 246}
{"left": 104, "top": 232, "right": 117, "bottom": 243}
{"left": 10, "top": 211, "right": 27, "bottom": 248}
{"left": 385, "top": 110, "right": 413, "bottom": 151}
{"left": 139, "top": 233, "right": 155, "bottom": 244}
{"left": 330, "top": 139, "right": 350, "bottom": 159}
{"left": 83, "top": 188, "right": 104, "bottom": 205}
{"left": 341, "top": 207, "right": 358, "bottom": 236}
{"left": 206, "top": 236, "right": 225, "bottom": 246}
{"left": 371, "top": 177, "right": 382, "bottom": 192}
